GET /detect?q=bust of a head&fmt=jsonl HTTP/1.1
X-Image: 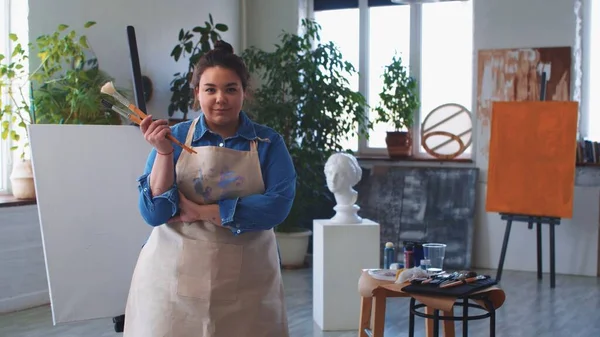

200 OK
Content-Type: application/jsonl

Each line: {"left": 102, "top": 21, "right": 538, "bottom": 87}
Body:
{"left": 324, "top": 152, "right": 362, "bottom": 206}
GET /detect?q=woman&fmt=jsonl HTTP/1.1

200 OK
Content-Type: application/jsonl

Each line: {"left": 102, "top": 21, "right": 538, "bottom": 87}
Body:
{"left": 123, "top": 40, "right": 296, "bottom": 337}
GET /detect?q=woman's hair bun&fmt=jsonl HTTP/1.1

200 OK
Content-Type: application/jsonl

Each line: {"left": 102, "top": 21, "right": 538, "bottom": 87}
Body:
{"left": 214, "top": 40, "right": 234, "bottom": 54}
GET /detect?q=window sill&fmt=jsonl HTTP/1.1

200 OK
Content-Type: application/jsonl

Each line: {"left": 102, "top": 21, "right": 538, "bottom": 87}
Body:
{"left": 0, "top": 193, "right": 37, "bottom": 208}
{"left": 356, "top": 155, "right": 473, "bottom": 164}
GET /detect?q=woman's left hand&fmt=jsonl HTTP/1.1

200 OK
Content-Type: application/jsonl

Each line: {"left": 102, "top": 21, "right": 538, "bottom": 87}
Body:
{"left": 168, "top": 192, "right": 203, "bottom": 223}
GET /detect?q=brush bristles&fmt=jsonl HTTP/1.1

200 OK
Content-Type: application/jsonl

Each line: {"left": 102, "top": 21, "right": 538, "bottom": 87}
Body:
{"left": 100, "top": 81, "right": 117, "bottom": 95}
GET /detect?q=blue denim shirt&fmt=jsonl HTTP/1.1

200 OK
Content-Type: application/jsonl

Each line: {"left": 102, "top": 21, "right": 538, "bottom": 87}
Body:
{"left": 137, "top": 111, "right": 296, "bottom": 235}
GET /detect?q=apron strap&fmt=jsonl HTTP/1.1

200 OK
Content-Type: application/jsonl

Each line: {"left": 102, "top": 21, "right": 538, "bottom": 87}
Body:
{"left": 185, "top": 117, "right": 200, "bottom": 147}
{"left": 249, "top": 140, "right": 258, "bottom": 152}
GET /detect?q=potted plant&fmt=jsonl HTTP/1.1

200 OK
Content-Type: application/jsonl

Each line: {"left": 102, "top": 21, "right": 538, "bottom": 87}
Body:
{"left": 168, "top": 14, "right": 228, "bottom": 123}
{"left": 373, "top": 53, "right": 420, "bottom": 158}
{"left": 0, "top": 22, "right": 124, "bottom": 199}
{"left": 242, "top": 19, "right": 372, "bottom": 268}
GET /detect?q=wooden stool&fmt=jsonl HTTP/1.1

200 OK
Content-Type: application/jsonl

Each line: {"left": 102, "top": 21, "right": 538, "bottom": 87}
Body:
{"left": 357, "top": 269, "right": 505, "bottom": 337}
{"left": 359, "top": 287, "right": 455, "bottom": 337}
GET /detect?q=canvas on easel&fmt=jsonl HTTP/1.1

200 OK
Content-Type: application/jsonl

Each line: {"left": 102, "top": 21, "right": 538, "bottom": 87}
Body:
{"left": 485, "top": 101, "right": 578, "bottom": 218}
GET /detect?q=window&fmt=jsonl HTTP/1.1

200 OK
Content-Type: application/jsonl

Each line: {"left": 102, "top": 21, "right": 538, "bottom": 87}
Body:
{"left": 588, "top": 0, "right": 600, "bottom": 141}
{"left": 0, "top": 0, "right": 10, "bottom": 192}
{"left": 312, "top": 0, "right": 473, "bottom": 158}
{"left": 0, "top": 0, "right": 29, "bottom": 192}
{"left": 313, "top": 8, "right": 360, "bottom": 152}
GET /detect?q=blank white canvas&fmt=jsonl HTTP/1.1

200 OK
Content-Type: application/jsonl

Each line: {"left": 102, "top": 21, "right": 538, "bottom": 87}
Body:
{"left": 29, "top": 124, "right": 154, "bottom": 325}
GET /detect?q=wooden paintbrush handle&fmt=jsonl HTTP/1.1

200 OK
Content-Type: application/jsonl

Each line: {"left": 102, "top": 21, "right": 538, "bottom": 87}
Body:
{"left": 167, "top": 135, "right": 197, "bottom": 154}
{"left": 125, "top": 103, "right": 196, "bottom": 154}
{"left": 129, "top": 104, "right": 147, "bottom": 119}
{"left": 129, "top": 114, "right": 143, "bottom": 124}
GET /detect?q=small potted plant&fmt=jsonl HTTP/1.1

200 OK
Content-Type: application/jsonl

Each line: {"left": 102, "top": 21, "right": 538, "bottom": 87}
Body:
{"left": 374, "top": 53, "right": 420, "bottom": 158}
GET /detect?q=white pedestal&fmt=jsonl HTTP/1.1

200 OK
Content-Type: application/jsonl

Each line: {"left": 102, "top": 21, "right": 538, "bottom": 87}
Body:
{"left": 312, "top": 218, "right": 380, "bottom": 331}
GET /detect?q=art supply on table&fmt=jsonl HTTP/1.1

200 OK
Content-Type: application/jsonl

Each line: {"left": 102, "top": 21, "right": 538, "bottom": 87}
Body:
{"left": 423, "top": 243, "right": 446, "bottom": 274}
{"left": 403, "top": 243, "right": 414, "bottom": 268}
{"left": 389, "top": 262, "right": 404, "bottom": 270}
{"left": 440, "top": 274, "right": 487, "bottom": 289}
{"left": 100, "top": 81, "right": 196, "bottom": 154}
{"left": 383, "top": 242, "right": 395, "bottom": 269}
{"left": 413, "top": 242, "right": 424, "bottom": 267}
{"left": 395, "top": 267, "right": 429, "bottom": 284}
{"left": 368, "top": 269, "right": 398, "bottom": 281}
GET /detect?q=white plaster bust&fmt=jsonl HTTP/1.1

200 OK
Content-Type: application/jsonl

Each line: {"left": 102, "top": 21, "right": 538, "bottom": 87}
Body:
{"left": 324, "top": 152, "right": 363, "bottom": 224}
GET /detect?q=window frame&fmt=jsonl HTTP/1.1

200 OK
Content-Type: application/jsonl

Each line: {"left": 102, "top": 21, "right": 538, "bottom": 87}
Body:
{"left": 583, "top": 0, "right": 599, "bottom": 141}
{"left": 0, "top": 0, "right": 11, "bottom": 193}
{"left": 311, "top": 0, "right": 474, "bottom": 159}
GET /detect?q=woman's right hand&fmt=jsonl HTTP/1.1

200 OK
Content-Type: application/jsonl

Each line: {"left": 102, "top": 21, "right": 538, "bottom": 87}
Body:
{"left": 139, "top": 115, "right": 174, "bottom": 154}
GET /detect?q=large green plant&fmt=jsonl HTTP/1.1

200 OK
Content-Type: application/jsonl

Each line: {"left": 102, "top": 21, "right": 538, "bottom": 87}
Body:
{"left": 242, "top": 19, "right": 372, "bottom": 232}
{"left": 374, "top": 53, "right": 419, "bottom": 131}
{"left": 0, "top": 33, "right": 31, "bottom": 158}
{"left": 31, "top": 22, "right": 122, "bottom": 125}
{"left": 168, "top": 14, "right": 228, "bottom": 119}
{"left": 0, "top": 22, "right": 122, "bottom": 158}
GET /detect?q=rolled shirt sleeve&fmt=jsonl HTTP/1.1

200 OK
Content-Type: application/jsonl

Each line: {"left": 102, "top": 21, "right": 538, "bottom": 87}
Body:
{"left": 137, "top": 148, "right": 182, "bottom": 227}
{"left": 218, "top": 134, "right": 296, "bottom": 234}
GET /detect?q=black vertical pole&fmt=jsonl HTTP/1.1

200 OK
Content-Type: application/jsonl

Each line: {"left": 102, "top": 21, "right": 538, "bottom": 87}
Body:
{"left": 127, "top": 26, "right": 147, "bottom": 114}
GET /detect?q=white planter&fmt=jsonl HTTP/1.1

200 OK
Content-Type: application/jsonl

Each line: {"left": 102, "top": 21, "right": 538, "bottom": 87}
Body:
{"left": 10, "top": 159, "right": 36, "bottom": 200}
{"left": 275, "top": 229, "right": 312, "bottom": 268}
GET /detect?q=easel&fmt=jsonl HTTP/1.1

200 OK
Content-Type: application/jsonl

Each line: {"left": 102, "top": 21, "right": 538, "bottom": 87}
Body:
{"left": 495, "top": 213, "right": 561, "bottom": 289}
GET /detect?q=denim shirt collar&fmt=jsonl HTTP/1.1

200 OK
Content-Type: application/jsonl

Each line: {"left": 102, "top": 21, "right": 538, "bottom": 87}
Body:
{"left": 193, "top": 111, "right": 257, "bottom": 142}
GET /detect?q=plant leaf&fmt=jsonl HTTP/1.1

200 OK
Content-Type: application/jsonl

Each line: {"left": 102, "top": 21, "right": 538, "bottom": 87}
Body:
{"left": 79, "top": 36, "right": 89, "bottom": 49}
{"left": 84, "top": 21, "right": 96, "bottom": 28}
{"left": 215, "top": 24, "right": 228, "bottom": 32}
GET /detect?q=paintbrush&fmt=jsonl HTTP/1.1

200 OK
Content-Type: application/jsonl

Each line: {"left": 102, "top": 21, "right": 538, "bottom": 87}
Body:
{"left": 100, "top": 81, "right": 196, "bottom": 154}
{"left": 101, "top": 99, "right": 142, "bottom": 124}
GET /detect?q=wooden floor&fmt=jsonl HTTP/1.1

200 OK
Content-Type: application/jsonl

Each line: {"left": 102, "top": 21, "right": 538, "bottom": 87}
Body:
{"left": 1, "top": 268, "right": 599, "bottom": 337}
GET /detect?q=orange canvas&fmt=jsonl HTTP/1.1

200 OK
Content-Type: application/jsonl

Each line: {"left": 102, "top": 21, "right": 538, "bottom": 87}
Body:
{"left": 485, "top": 101, "right": 578, "bottom": 218}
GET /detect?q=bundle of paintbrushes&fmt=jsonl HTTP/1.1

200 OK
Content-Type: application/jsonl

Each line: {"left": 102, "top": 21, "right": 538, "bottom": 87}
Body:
{"left": 410, "top": 270, "right": 488, "bottom": 288}
{"left": 100, "top": 81, "right": 196, "bottom": 154}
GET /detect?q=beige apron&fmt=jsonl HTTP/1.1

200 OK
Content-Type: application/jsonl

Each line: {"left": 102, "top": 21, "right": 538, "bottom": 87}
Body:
{"left": 123, "top": 117, "right": 289, "bottom": 337}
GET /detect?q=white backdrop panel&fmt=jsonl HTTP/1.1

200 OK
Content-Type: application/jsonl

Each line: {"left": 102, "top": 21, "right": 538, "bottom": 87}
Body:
{"left": 29, "top": 124, "right": 153, "bottom": 325}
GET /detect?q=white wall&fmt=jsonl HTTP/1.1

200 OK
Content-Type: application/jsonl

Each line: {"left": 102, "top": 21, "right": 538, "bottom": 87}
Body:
{"left": 27, "top": 0, "right": 241, "bottom": 120}
{"left": 244, "top": 0, "right": 304, "bottom": 51}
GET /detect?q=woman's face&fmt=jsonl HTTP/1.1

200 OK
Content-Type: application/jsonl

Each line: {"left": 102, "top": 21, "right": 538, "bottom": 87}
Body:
{"left": 196, "top": 66, "right": 244, "bottom": 127}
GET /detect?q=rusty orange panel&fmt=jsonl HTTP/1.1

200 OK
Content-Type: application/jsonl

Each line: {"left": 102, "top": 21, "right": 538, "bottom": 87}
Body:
{"left": 485, "top": 101, "right": 578, "bottom": 218}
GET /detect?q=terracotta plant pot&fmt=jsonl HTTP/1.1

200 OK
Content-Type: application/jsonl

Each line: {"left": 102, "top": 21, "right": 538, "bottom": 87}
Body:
{"left": 10, "top": 159, "right": 36, "bottom": 200}
{"left": 385, "top": 131, "right": 412, "bottom": 158}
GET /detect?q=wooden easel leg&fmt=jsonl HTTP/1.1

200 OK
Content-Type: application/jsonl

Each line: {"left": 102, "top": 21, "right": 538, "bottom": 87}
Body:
{"left": 359, "top": 296, "right": 372, "bottom": 337}
{"left": 550, "top": 223, "right": 556, "bottom": 288}
{"left": 496, "top": 218, "right": 513, "bottom": 282}
{"left": 536, "top": 222, "right": 543, "bottom": 280}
